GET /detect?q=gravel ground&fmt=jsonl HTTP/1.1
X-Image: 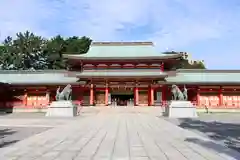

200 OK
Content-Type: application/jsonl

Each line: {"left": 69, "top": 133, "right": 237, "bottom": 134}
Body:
{"left": 0, "top": 126, "right": 50, "bottom": 148}
{"left": 166, "top": 113, "right": 240, "bottom": 152}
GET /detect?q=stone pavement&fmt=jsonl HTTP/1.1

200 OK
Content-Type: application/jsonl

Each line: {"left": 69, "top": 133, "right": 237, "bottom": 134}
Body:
{"left": 0, "top": 107, "right": 240, "bottom": 160}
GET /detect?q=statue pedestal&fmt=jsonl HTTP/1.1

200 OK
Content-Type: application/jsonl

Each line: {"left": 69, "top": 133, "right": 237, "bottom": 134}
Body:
{"left": 45, "top": 101, "right": 77, "bottom": 117}
{"left": 165, "top": 101, "right": 198, "bottom": 118}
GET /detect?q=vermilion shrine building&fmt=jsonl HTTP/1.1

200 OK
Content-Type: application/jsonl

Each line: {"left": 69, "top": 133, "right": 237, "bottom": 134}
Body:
{"left": 0, "top": 42, "right": 240, "bottom": 112}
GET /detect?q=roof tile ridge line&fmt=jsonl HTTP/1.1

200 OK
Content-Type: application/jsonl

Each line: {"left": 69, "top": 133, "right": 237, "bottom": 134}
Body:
{"left": 177, "top": 69, "right": 206, "bottom": 73}
{"left": 178, "top": 69, "right": 240, "bottom": 73}
{"left": 91, "top": 41, "right": 153, "bottom": 46}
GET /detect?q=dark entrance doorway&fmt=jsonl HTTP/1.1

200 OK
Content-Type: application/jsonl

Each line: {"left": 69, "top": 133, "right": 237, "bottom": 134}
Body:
{"left": 111, "top": 94, "right": 134, "bottom": 106}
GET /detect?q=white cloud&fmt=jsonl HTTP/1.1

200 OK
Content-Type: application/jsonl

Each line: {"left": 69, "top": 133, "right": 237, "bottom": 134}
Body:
{"left": 0, "top": 0, "right": 239, "bottom": 69}
{"left": 0, "top": 0, "right": 56, "bottom": 39}
{"left": 64, "top": 0, "right": 238, "bottom": 48}
{"left": 0, "top": 0, "right": 236, "bottom": 43}
{"left": 63, "top": 0, "right": 153, "bottom": 40}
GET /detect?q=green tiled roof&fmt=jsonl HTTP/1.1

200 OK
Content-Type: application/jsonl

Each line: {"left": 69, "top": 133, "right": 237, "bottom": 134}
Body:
{"left": 0, "top": 70, "right": 79, "bottom": 84}
{"left": 1, "top": 69, "right": 240, "bottom": 85}
{"left": 71, "top": 69, "right": 167, "bottom": 77}
{"left": 64, "top": 42, "right": 182, "bottom": 59}
{"left": 166, "top": 69, "right": 240, "bottom": 84}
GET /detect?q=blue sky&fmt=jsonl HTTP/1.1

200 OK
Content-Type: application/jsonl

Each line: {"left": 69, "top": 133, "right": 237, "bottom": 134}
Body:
{"left": 0, "top": 0, "right": 240, "bottom": 69}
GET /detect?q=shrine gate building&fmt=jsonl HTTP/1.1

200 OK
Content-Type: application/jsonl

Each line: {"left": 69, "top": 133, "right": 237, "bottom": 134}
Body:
{"left": 0, "top": 42, "right": 240, "bottom": 113}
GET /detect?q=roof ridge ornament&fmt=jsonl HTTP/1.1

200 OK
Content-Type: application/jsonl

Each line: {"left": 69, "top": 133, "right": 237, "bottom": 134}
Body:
{"left": 92, "top": 41, "right": 153, "bottom": 46}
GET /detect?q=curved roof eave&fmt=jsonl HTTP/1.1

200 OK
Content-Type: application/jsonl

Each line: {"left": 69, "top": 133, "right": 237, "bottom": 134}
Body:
{"left": 0, "top": 71, "right": 79, "bottom": 85}
{"left": 63, "top": 54, "right": 183, "bottom": 60}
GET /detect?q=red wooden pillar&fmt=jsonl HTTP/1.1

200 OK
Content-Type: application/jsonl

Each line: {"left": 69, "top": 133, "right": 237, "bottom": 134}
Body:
{"left": 105, "top": 84, "right": 109, "bottom": 106}
{"left": 160, "top": 62, "right": 164, "bottom": 71}
{"left": 161, "top": 85, "right": 167, "bottom": 107}
{"left": 148, "top": 85, "right": 154, "bottom": 106}
{"left": 46, "top": 90, "right": 50, "bottom": 105}
{"left": 151, "top": 87, "right": 154, "bottom": 106}
{"left": 134, "top": 86, "right": 139, "bottom": 106}
{"left": 148, "top": 86, "right": 150, "bottom": 106}
{"left": 90, "top": 84, "right": 94, "bottom": 106}
{"left": 196, "top": 88, "right": 200, "bottom": 107}
{"left": 219, "top": 86, "right": 223, "bottom": 106}
{"left": 162, "top": 86, "right": 166, "bottom": 102}
{"left": 23, "top": 92, "right": 28, "bottom": 106}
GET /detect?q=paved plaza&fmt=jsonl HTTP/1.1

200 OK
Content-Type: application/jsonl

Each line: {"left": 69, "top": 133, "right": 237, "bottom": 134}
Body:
{"left": 167, "top": 113, "right": 240, "bottom": 153}
{"left": 0, "top": 107, "right": 240, "bottom": 160}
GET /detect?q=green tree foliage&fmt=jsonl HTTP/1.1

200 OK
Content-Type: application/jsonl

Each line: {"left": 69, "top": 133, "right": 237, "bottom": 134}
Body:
{"left": 65, "top": 36, "right": 92, "bottom": 54}
{"left": 0, "top": 31, "right": 92, "bottom": 70}
{"left": 46, "top": 35, "right": 92, "bottom": 69}
{"left": 1, "top": 32, "right": 48, "bottom": 70}
{"left": 46, "top": 35, "right": 66, "bottom": 69}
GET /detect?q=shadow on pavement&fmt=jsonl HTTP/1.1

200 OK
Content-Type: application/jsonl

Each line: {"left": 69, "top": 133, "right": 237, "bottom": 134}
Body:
{"left": 185, "top": 138, "right": 240, "bottom": 160}
{"left": 0, "top": 111, "right": 13, "bottom": 116}
{"left": 0, "top": 129, "right": 18, "bottom": 148}
{"left": 178, "top": 118, "right": 240, "bottom": 152}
